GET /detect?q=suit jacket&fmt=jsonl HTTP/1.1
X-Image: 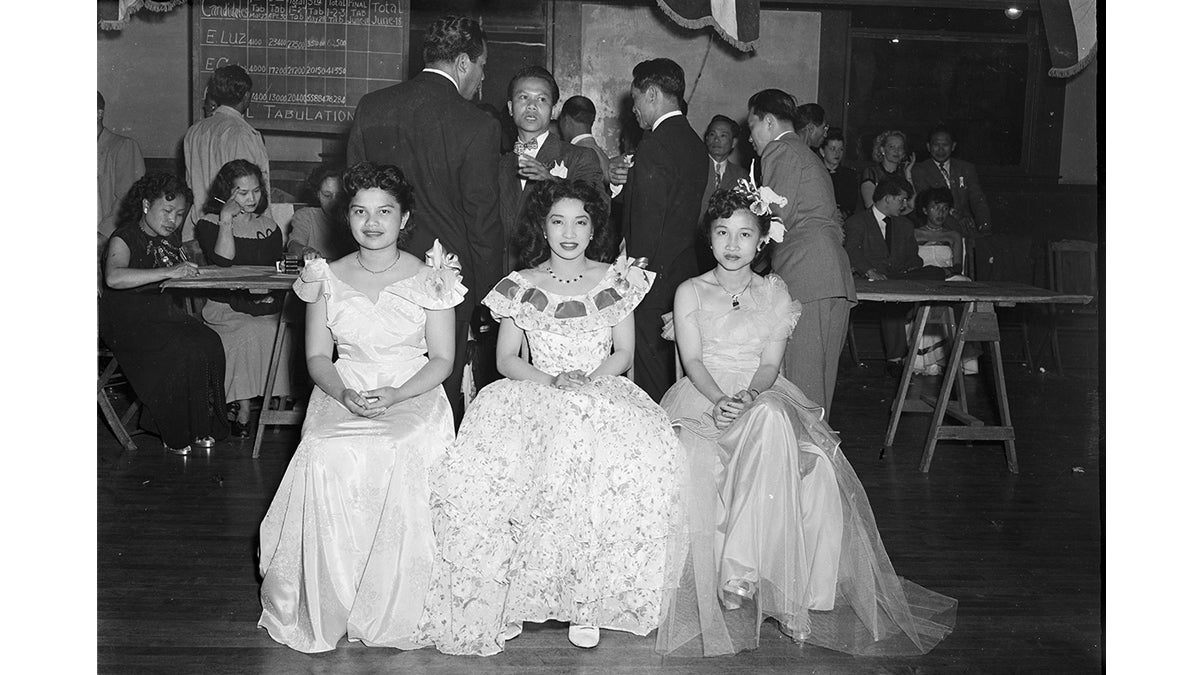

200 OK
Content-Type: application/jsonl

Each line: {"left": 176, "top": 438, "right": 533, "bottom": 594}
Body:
{"left": 911, "top": 158, "right": 991, "bottom": 231}
{"left": 700, "top": 157, "right": 751, "bottom": 217}
{"left": 499, "top": 133, "right": 605, "bottom": 271}
{"left": 843, "top": 207, "right": 924, "bottom": 276}
{"left": 622, "top": 114, "right": 709, "bottom": 310}
{"left": 346, "top": 72, "right": 504, "bottom": 321}
{"left": 762, "top": 131, "right": 856, "bottom": 303}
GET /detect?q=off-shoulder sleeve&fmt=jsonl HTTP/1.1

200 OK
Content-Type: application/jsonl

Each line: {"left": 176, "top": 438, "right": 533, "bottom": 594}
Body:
{"left": 293, "top": 258, "right": 332, "bottom": 303}
{"left": 764, "top": 274, "right": 803, "bottom": 341}
{"left": 588, "top": 260, "right": 655, "bottom": 328}
{"left": 390, "top": 265, "right": 467, "bottom": 310}
{"left": 482, "top": 273, "right": 527, "bottom": 320}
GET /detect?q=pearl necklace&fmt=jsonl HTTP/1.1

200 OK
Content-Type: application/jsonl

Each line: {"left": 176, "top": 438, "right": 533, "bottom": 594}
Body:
{"left": 715, "top": 274, "right": 754, "bottom": 309}
{"left": 546, "top": 266, "right": 585, "bottom": 284}
{"left": 357, "top": 251, "right": 401, "bottom": 274}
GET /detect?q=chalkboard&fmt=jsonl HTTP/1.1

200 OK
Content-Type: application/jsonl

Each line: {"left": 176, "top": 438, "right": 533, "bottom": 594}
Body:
{"left": 192, "top": 0, "right": 410, "bottom": 134}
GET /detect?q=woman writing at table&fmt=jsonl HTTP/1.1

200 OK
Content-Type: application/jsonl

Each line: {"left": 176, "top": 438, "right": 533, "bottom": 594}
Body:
{"left": 195, "top": 159, "right": 292, "bottom": 438}
{"left": 100, "top": 172, "right": 229, "bottom": 455}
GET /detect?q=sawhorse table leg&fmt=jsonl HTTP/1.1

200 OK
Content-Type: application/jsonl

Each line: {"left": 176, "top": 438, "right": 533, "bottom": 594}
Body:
{"left": 919, "top": 301, "right": 1018, "bottom": 473}
{"left": 253, "top": 294, "right": 304, "bottom": 459}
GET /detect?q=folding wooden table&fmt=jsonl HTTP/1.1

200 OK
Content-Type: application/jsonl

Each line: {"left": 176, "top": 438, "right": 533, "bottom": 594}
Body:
{"left": 854, "top": 279, "right": 1092, "bottom": 473}
{"left": 162, "top": 265, "right": 300, "bottom": 458}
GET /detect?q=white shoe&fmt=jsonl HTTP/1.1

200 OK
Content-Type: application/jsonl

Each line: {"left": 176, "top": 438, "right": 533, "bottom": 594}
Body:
{"left": 568, "top": 624, "right": 600, "bottom": 649}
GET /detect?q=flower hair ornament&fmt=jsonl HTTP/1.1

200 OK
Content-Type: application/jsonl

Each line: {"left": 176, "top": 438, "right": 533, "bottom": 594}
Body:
{"left": 731, "top": 175, "right": 788, "bottom": 243}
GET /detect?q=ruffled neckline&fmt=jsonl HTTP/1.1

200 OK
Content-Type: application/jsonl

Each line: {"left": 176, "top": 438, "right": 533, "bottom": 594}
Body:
{"left": 484, "top": 258, "right": 655, "bottom": 335}
{"left": 295, "top": 257, "right": 466, "bottom": 310}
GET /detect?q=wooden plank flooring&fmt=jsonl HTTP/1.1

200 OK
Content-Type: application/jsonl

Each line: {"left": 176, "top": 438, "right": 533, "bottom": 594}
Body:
{"left": 97, "top": 359, "right": 1101, "bottom": 674}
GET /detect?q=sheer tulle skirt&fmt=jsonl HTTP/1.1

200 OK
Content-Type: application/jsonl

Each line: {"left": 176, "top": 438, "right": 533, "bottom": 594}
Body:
{"left": 657, "top": 371, "right": 956, "bottom": 657}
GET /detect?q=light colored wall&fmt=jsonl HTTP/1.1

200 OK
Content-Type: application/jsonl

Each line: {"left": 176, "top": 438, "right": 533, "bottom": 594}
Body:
{"left": 1058, "top": 59, "right": 1098, "bottom": 184}
{"left": 577, "top": 3, "right": 820, "bottom": 166}
{"left": 97, "top": 8, "right": 322, "bottom": 162}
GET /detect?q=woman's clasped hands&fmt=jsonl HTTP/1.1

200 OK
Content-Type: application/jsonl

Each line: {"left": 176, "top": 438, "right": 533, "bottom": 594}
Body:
{"left": 340, "top": 387, "right": 408, "bottom": 418}
{"left": 553, "top": 370, "right": 591, "bottom": 391}
{"left": 712, "top": 389, "right": 759, "bottom": 429}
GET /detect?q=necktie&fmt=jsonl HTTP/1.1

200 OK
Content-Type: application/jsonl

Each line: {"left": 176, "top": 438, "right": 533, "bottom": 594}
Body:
{"left": 883, "top": 216, "right": 894, "bottom": 255}
{"left": 937, "top": 161, "right": 952, "bottom": 188}
{"left": 514, "top": 139, "right": 539, "bottom": 155}
{"left": 714, "top": 161, "right": 723, "bottom": 185}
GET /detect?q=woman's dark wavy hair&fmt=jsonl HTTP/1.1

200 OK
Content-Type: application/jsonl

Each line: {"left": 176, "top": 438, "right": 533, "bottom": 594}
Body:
{"left": 702, "top": 188, "right": 771, "bottom": 237}
{"left": 202, "top": 159, "right": 269, "bottom": 216}
{"left": 343, "top": 162, "right": 416, "bottom": 250}
{"left": 116, "top": 171, "right": 192, "bottom": 232}
{"left": 747, "top": 88, "right": 799, "bottom": 126}
{"left": 304, "top": 163, "right": 344, "bottom": 207}
{"left": 514, "top": 179, "right": 614, "bottom": 269}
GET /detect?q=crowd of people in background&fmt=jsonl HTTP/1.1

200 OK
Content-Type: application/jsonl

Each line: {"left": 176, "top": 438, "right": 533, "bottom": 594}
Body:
{"left": 98, "top": 12, "right": 962, "bottom": 661}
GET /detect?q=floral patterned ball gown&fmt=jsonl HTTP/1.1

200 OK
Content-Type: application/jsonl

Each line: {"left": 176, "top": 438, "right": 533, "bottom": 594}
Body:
{"left": 417, "top": 259, "right": 687, "bottom": 656}
{"left": 656, "top": 273, "right": 957, "bottom": 657}
{"left": 257, "top": 255, "right": 465, "bottom": 653}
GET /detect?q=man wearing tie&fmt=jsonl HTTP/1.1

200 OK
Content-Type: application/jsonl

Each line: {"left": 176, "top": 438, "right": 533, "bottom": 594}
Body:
{"left": 499, "top": 67, "right": 605, "bottom": 271}
{"left": 843, "top": 177, "right": 945, "bottom": 374}
{"left": 609, "top": 58, "right": 708, "bottom": 402}
{"left": 346, "top": 14, "right": 504, "bottom": 425}
{"left": 696, "top": 114, "right": 750, "bottom": 271}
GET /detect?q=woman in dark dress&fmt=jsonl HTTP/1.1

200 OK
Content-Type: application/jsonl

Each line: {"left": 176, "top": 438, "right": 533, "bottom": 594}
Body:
{"left": 818, "top": 127, "right": 859, "bottom": 220}
{"left": 859, "top": 129, "right": 914, "bottom": 212}
{"left": 100, "top": 172, "right": 229, "bottom": 455}
{"left": 195, "top": 159, "right": 291, "bottom": 437}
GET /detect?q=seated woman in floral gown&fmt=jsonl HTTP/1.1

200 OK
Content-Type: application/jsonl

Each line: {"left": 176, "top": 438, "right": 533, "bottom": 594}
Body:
{"left": 656, "top": 187, "right": 957, "bottom": 657}
{"left": 417, "top": 179, "right": 686, "bottom": 655}
{"left": 257, "top": 163, "right": 465, "bottom": 653}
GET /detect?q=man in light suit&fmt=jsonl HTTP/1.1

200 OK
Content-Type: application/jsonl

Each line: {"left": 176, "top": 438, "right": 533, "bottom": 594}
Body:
{"left": 346, "top": 14, "right": 503, "bottom": 425}
{"left": 844, "top": 177, "right": 946, "bottom": 372}
{"left": 696, "top": 114, "right": 751, "bottom": 271}
{"left": 610, "top": 58, "right": 709, "bottom": 403}
{"left": 500, "top": 67, "right": 605, "bottom": 272}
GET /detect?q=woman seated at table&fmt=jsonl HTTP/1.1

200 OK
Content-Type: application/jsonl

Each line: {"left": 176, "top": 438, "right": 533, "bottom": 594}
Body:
{"left": 912, "top": 187, "right": 964, "bottom": 275}
{"left": 859, "top": 130, "right": 914, "bottom": 213}
{"left": 258, "top": 162, "right": 463, "bottom": 652}
{"left": 100, "top": 172, "right": 229, "bottom": 455}
{"left": 286, "top": 163, "right": 355, "bottom": 262}
{"left": 195, "top": 159, "right": 292, "bottom": 438}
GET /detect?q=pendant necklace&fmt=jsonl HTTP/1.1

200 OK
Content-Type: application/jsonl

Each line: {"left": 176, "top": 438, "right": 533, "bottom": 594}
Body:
{"left": 357, "top": 251, "right": 401, "bottom": 274}
{"left": 715, "top": 274, "right": 754, "bottom": 309}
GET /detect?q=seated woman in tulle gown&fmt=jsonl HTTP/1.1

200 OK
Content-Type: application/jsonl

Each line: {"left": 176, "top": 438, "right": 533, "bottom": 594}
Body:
{"left": 656, "top": 187, "right": 957, "bottom": 657}
{"left": 195, "top": 159, "right": 292, "bottom": 438}
{"left": 100, "top": 172, "right": 229, "bottom": 455}
{"left": 417, "top": 179, "right": 685, "bottom": 656}
{"left": 257, "top": 163, "right": 465, "bottom": 653}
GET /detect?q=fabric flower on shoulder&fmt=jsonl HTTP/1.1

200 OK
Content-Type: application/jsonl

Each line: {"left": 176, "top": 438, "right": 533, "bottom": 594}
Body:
{"left": 549, "top": 160, "right": 569, "bottom": 179}
{"left": 423, "top": 239, "right": 466, "bottom": 299}
{"left": 611, "top": 255, "right": 652, "bottom": 295}
{"left": 293, "top": 257, "right": 333, "bottom": 304}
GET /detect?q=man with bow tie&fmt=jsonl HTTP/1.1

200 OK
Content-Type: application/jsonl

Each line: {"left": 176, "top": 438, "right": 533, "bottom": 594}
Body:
{"left": 498, "top": 66, "right": 605, "bottom": 272}
{"left": 346, "top": 14, "right": 503, "bottom": 425}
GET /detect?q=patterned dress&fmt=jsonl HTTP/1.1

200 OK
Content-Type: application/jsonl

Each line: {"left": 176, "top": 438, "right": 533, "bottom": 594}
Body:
{"left": 417, "top": 259, "right": 687, "bottom": 656}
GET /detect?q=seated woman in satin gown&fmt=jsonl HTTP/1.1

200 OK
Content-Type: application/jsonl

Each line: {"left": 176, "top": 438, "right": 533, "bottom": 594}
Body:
{"left": 416, "top": 179, "right": 685, "bottom": 656}
{"left": 100, "top": 172, "right": 229, "bottom": 455}
{"left": 656, "top": 188, "right": 957, "bottom": 657}
{"left": 194, "top": 159, "right": 292, "bottom": 438}
{"left": 257, "top": 163, "right": 465, "bottom": 653}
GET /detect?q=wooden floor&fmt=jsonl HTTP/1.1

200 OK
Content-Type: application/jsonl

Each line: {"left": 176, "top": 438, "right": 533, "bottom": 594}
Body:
{"left": 98, "top": 347, "right": 1101, "bottom": 674}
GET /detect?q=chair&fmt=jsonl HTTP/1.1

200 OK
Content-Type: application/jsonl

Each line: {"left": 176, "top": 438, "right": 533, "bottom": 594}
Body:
{"left": 1038, "top": 239, "right": 1099, "bottom": 374}
{"left": 98, "top": 347, "right": 144, "bottom": 452}
{"left": 270, "top": 202, "right": 299, "bottom": 244}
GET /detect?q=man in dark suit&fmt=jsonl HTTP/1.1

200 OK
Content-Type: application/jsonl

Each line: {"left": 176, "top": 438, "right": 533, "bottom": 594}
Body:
{"left": 844, "top": 177, "right": 946, "bottom": 371}
{"left": 499, "top": 66, "right": 605, "bottom": 271}
{"left": 346, "top": 14, "right": 503, "bottom": 425}
{"left": 697, "top": 114, "right": 751, "bottom": 271}
{"left": 609, "top": 58, "right": 708, "bottom": 402}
